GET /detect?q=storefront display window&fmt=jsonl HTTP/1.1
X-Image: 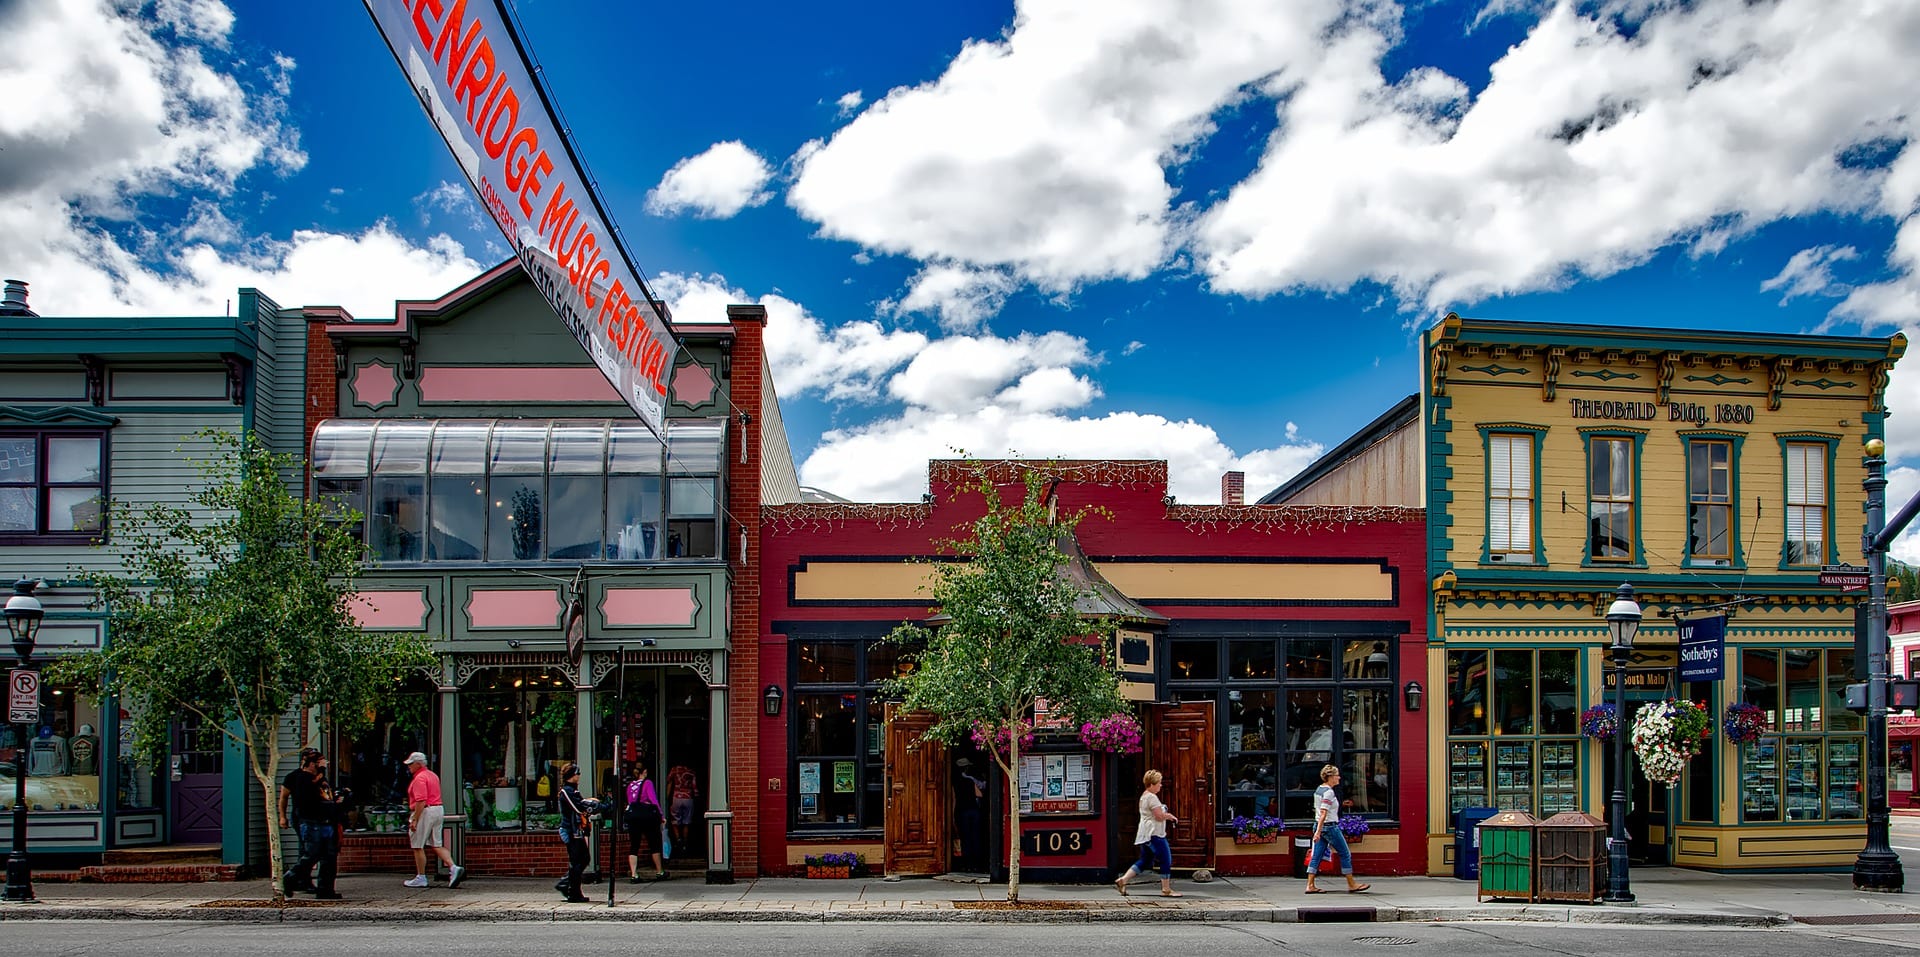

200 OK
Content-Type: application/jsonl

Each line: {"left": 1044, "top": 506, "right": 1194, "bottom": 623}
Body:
{"left": 0, "top": 681, "right": 102, "bottom": 812}
{"left": 339, "top": 676, "right": 438, "bottom": 831}
{"left": 1739, "top": 649, "right": 1863, "bottom": 822}
{"left": 1444, "top": 648, "right": 1581, "bottom": 815}
{"left": 114, "top": 699, "right": 157, "bottom": 810}
{"left": 310, "top": 418, "right": 725, "bottom": 564}
{"left": 456, "top": 668, "right": 576, "bottom": 831}
{"left": 1165, "top": 631, "right": 1397, "bottom": 825}
{"left": 789, "top": 635, "right": 917, "bottom": 829}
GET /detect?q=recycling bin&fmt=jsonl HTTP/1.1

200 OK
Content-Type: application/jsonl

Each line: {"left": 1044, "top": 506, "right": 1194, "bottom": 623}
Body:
{"left": 1534, "top": 811, "right": 1606, "bottom": 904}
{"left": 1452, "top": 807, "right": 1498, "bottom": 880}
{"left": 1476, "top": 809, "right": 1540, "bottom": 903}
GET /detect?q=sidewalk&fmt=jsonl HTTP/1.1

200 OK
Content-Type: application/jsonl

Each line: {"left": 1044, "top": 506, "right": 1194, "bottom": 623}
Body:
{"left": 3, "top": 868, "right": 1917, "bottom": 926}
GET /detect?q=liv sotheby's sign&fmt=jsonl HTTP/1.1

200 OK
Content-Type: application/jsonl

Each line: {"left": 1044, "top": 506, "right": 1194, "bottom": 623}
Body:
{"left": 363, "top": 0, "right": 676, "bottom": 434}
{"left": 1677, "top": 614, "right": 1726, "bottom": 683}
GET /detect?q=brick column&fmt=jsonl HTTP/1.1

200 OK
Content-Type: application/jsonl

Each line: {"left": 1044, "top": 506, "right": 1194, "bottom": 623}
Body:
{"left": 723, "top": 304, "right": 766, "bottom": 879}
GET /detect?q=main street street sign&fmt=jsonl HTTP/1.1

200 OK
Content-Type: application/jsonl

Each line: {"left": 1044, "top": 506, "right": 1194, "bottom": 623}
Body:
{"left": 1819, "top": 564, "right": 1869, "bottom": 591}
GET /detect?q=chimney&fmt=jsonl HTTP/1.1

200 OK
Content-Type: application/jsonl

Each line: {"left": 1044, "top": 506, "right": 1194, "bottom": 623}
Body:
{"left": 1221, "top": 470, "right": 1245, "bottom": 506}
{"left": 0, "top": 279, "right": 35, "bottom": 317}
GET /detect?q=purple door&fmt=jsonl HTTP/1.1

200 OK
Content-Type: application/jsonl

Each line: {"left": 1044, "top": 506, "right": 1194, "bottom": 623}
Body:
{"left": 169, "top": 717, "right": 223, "bottom": 845}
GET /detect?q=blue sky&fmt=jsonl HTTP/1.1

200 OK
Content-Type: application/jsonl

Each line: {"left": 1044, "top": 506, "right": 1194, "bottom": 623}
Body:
{"left": 5, "top": 1, "right": 1920, "bottom": 526}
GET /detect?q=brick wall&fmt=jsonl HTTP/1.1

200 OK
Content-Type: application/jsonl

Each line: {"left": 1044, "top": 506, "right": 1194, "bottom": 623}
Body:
{"left": 724, "top": 305, "right": 766, "bottom": 879}
{"left": 338, "top": 831, "right": 623, "bottom": 877}
{"left": 302, "top": 307, "right": 344, "bottom": 485}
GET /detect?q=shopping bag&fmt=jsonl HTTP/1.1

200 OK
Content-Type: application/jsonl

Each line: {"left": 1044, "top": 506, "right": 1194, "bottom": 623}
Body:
{"left": 662, "top": 826, "right": 673, "bottom": 859}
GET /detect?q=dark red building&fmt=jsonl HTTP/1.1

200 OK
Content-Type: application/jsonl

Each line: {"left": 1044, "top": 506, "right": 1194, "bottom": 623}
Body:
{"left": 757, "top": 459, "right": 1427, "bottom": 880}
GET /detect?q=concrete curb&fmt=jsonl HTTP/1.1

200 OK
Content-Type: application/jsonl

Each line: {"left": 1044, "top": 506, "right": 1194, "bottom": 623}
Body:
{"left": 0, "top": 902, "right": 1794, "bottom": 926}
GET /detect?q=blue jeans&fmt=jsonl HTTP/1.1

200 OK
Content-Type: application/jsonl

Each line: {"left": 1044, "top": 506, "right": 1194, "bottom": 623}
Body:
{"left": 1309, "top": 827, "right": 1352, "bottom": 876}
{"left": 296, "top": 822, "right": 338, "bottom": 892}
{"left": 1132, "top": 835, "right": 1172, "bottom": 878}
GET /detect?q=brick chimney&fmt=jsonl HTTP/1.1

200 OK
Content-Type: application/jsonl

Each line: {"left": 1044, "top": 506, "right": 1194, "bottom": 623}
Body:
{"left": 0, "top": 279, "right": 37, "bottom": 317}
{"left": 1221, "top": 470, "right": 1245, "bottom": 506}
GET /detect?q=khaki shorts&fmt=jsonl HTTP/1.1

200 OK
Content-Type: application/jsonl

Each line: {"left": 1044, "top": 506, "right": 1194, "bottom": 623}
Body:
{"left": 410, "top": 804, "right": 445, "bottom": 848}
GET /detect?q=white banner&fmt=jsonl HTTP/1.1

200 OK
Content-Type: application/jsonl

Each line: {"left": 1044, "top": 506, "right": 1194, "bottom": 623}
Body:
{"left": 363, "top": 0, "right": 676, "bottom": 433}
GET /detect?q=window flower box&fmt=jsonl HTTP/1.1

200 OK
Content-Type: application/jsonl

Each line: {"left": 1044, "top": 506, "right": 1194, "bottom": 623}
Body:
{"left": 804, "top": 852, "right": 866, "bottom": 878}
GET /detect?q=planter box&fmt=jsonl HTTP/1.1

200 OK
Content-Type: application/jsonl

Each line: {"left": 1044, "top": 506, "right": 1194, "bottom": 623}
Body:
{"left": 806, "top": 865, "right": 854, "bottom": 879}
{"left": 1232, "top": 834, "right": 1280, "bottom": 845}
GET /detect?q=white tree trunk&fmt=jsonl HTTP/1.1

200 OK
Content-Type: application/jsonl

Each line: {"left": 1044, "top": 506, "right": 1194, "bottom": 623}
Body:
{"left": 245, "top": 724, "right": 285, "bottom": 901}
{"left": 1006, "top": 729, "right": 1022, "bottom": 902}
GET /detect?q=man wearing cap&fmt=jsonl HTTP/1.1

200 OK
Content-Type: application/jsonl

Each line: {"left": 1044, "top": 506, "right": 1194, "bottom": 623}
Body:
{"left": 403, "top": 751, "right": 464, "bottom": 889}
{"left": 278, "top": 748, "right": 325, "bottom": 894}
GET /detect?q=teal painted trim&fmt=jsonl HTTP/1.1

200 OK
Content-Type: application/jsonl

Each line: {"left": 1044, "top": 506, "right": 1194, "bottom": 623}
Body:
{"left": 1683, "top": 373, "right": 1753, "bottom": 386}
{"left": 1445, "top": 319, "right": 1901, "bottom": 362}
{"left": 1445, "top": 567, "right": 1843, "bottom": 589}
{"left": 1475, "top": 424, "right": 1547, "bottom": 565}
{"left": 3, "top": 317, "right": 259, "bottom": 357}
{"left": 1577, "top": 427, "right": 1648, "bottom": 567}
{"left": 1425, "top": 380, "right": 1453, "bottom": 650}
{"left": 1677, "top": 430, "right": 1748, "bottom": 570}
{"left": 0, "top": 405, "right": 120, "bottom": 426}
{"left": 1458, "top": 362, "right": 1528, "bottom": 377}
{"left": 1776, "top": 434, "right": 1840, "bottom": 570}
{"left": 221, "top": 720, "right": 248, "bottom": 865}
{"left": 1570, "top": 368, "right": 1638, "bottom": 381}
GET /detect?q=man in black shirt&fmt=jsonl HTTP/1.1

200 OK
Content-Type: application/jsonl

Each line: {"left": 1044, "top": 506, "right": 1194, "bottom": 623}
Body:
{"left": 277, "top": 748, "right": 346, "bottom": 899}
{"left": 279, "top": 748, "right": 324, "bottom": 894}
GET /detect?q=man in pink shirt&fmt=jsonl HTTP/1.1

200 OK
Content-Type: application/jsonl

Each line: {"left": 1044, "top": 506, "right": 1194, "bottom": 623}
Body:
{"left": 403, "top": 751, "right": 464, "bottom": 889}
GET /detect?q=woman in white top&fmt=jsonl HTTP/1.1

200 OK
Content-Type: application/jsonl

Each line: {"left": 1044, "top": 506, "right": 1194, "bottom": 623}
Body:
{"left": 1305, "top": 764, "right": 1369, "bottom": 894}
{"left": 1113, "top": 769, "right": 1182, "bottom": 897}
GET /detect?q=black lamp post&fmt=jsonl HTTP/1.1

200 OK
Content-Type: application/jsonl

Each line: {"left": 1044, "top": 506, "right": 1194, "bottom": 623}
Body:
{"left": 4, "top": 578, "right": 45, "bottom": 904}
{"left": 1603, "top": 582, "right": 1641, "bottom": 904}
{"left": 1856, "top": 437, "right": 1905, "bottom": 891}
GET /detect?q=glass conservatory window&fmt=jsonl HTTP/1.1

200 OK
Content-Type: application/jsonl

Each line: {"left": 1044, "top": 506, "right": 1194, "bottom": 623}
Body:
{"left": 608, "top": 424, "right": 665, "bottom": 560}
{"left": 488, "top": 423, "right": 547, "bottom": 561}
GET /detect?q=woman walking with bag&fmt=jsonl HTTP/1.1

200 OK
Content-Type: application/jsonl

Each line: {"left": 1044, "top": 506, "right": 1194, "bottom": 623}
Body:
{"left": 623, "top": 764, "right": 667, "bottom": 883}
{"left": 1113, "top": 769, "right": 1181, "bottom": 897}
{"left": 1304, "top": 764, "right": 1369, "bottom": 894}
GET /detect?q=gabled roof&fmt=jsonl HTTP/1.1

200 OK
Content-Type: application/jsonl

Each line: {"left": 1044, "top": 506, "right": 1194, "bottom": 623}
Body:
{"left": 1259, "top": 394, "right": 1418, "bottom": 505}
{"left": 925, "top": 527, "right": 1169, "bottom": 627}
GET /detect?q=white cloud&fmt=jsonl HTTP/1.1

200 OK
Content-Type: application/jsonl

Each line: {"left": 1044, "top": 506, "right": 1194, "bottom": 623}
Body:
{"left": 836, "top": 90, "right": 864, "bottom": 116}
{"left": 882, "top": 263, "right": 1019, "bottom": 330}
{"left": 646, "top": 141, "right": 775, "bottom": 219}
{"left": 800, "top": 407, "right": 1325, "bottom": 504}
{"left": 787, "top": 0, "right": 1347, "bottom": 290}
{"left": 0, "top": 0, "right": 480, "bottom": 319}
{"left": 651, "top": 272, "right": 928, "bottom": 402}
{"left": 1761, "top": 245, "right": 1858, "bottom": 303}
{"left": 1123, "top": 340, "right": 1145, "bottom": 356}
{"left": 412, "top": 180, "right": 486, "bottom": 232}
{"left": 886, "top": 332, "right": 1096, "bottom": 413}
{"left": 1194, "top": 1, "right": 1920, "bottom": 316}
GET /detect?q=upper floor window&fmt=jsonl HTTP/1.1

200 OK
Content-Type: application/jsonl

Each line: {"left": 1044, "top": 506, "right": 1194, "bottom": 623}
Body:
{"left": 311, "top": 418, "right": 724, "bottom": 564}
{"left": 1587, "top": 436, "right": 1635, "bottom": 561}
{"left": 1487, "top": 433, "right": 1533, "bottom": 561}
{"left": 0, "top": 429, "right": 106, "bottom": 542}
{"left": 1784, "top": 442, "right": 1827, "bottom": 566}
{"left": 1688, "top": 440, "right": 1733, "bottom": 564}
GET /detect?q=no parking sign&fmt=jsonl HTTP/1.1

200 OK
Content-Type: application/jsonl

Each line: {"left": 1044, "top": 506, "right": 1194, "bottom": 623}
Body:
{"left": 8, "top": 669, "right": 39, "bottom": 723}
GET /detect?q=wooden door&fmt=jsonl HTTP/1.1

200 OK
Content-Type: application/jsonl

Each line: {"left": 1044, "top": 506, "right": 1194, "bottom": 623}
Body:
{"left": 1150, "top": 702, "right": 1214, "bottom": 870}
{"left": 883, "top": 706, "right": 949, "bottom": 876}
{"left": 169, "top": 715, "right": 224, "bottom": 845}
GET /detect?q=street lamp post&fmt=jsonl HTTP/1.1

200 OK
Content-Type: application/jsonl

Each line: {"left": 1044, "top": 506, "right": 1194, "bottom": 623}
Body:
{"left": 1856, "top": 438, "right": 1905, "bottom": 891}
{"left": 1603, "top": 582, "right": 1642, "bottom": 904}
{"left": 4, "top": 578, "right": 45, "bottom": 904}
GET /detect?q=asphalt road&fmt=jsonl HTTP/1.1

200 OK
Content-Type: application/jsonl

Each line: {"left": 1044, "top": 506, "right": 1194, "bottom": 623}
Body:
{"left": 5, "top": 920, "right": 1919, "bottom": 956}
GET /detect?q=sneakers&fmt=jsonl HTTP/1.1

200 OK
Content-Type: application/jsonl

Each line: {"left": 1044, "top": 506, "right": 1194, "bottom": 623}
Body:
{"left": 447, "top": 864, "right": 465, "bottom": 889}
{"left": 403, "top": 875, "right": 430, "bottom": 888}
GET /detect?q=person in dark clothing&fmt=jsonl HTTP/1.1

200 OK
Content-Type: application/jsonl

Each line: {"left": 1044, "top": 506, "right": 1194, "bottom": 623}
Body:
{"left": 278, "top": 747, "right": 347, "bottom": 899}
{"left": 554, "top": 764, "right": 603, "bottom": 902}
{"left": 278, "top": 748, "right": 325, "bottom": 894}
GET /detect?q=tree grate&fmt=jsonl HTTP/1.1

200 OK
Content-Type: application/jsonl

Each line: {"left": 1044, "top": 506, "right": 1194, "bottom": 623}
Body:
{"left": 1794, "top": 914, "right": 1920, "bottom": 925}
{"left": 1353, "top": 936, "right": 1419, "bottom": 945}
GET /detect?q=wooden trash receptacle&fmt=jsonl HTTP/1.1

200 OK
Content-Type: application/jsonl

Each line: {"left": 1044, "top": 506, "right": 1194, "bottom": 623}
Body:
{"left": 1534, "top": 811, "right": 1607, "bottom": 903}
{"left": 1476, "top": 810, "right": 1539, "bottom": 903}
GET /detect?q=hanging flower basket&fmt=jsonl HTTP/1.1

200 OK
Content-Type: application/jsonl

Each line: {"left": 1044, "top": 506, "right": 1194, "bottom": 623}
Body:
{"left": 1629, "top": 698, "right": 1711, "bottom": 787}
{"left": 970, "top": 721, "right": 1035, "bottom": 759}
{"left": 1722, "top": 703, "right": 1768, "bottom": 745}
{"left": 1579, "top": 703, "right": 1619, "bottom": 741}
{"left": 1079, "top": 713, "right": 1144, "bottom": 754}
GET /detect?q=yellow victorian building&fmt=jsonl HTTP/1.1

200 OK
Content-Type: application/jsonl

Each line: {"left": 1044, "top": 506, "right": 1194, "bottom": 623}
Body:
{"left": 1422, "top": 315, "right": 1905, "bottom": 873}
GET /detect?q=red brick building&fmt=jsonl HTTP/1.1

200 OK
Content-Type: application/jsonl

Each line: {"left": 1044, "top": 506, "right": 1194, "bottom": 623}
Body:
{"left": 758, "top": 459, "right": 1428, "bottom": 879}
